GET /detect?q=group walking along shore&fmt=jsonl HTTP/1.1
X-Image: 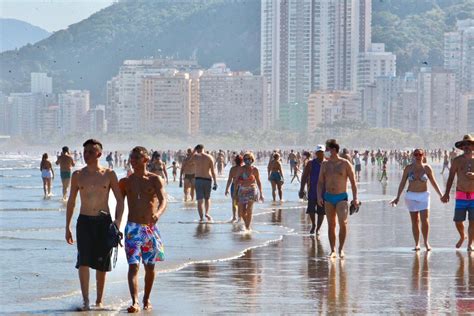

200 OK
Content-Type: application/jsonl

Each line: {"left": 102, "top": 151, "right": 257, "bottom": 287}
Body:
{"left": 25, "top": 134, "right": 474, "bottom": 312}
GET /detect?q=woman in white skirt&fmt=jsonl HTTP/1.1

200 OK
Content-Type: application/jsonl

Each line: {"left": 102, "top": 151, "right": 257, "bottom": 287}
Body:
{"left": 390, "top": 149, "right": 443, "bottom": 251}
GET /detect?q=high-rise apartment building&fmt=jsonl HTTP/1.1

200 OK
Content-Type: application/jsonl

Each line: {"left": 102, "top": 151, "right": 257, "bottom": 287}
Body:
{"left": 58, "top": 90, "right": 90, "bottom": 136}
{"left": 31, "top": 72, "right": 52, "bottom": 94}
{"left": 199, "top": 64, "right": 267, "bottom": 133}
{"left": 444, "top": 19, "right": 474, "bottom": 93}
{"left": 107, "top": 59, "right": 200, "bottom": 133}
{"left": 357, "top": 43, "right": 396, "bottom": 90}
{"left": 261, "top": 0, "right": 361, "bottom": 128}
{"left": 358, "top": 0, "right": 372, "bottom": 53}
{"left": 460, "top": 93, "right": 474, "bottom": 132}
{"left": 417, "top": 68, "right": 457, "bottom": 133}
{"left": 141, "top": 71, "right": 193, "bottom": 135}
{"left": 307, "top": 90, "right": 361, "bottom": 133}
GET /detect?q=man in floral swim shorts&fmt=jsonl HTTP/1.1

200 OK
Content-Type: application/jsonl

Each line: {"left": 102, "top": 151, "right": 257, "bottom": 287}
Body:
{"left": 119, "top": 146, "right": 167, "bottom": 313}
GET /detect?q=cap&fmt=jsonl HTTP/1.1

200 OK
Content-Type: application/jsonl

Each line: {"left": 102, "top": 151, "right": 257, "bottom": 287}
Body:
{"left": 315, "top": 145, "right": 325, "bottom": 152}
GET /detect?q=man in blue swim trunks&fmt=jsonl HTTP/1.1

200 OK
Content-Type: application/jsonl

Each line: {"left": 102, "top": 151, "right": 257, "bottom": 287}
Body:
{"left": 56, "top": 146, "right": 75, "bottom": 201}
{"left": 317, "top": 139, "right": 359, "bottom": 258}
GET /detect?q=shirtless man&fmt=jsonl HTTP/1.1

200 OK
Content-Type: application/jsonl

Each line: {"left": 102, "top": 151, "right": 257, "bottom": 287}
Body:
{"left": 441, "top": 135, "right": 474, "bottom": 251}
{"left": 65, "top": 139, "right": 124, "bottom": 311}
{"left": 119, "top": 147, "right": 167, "bottom": 313}
{"left": 317, "top": 139, "right": 358, "bottom": 259}
{"left": 188, "top": 144, "right": 217, "bottom": 222}
{"left": 56, "top": 146, "right": 75, "bottom": 201}
{"left": 180, "top": 148, "right": 196, "bottom": 202}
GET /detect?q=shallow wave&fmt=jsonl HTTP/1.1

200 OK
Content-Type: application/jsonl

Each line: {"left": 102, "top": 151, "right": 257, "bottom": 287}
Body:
{"left": 0, "top": 174, "right": 33, "bottom": 178}
{"left": 0, "top": 207, "right": 62, "bottom": 211}
{"left": 1, "top": 185, "right": 43, "bottom": 189}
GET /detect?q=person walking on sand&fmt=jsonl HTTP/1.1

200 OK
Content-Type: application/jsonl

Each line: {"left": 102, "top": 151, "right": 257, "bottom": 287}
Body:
{"left": 235, "top": 152, "right": 264, "bottom": 231}
{"left": 65, "top": 139, "right": 124, "bottom": 311}
{"left": 441, "top": 135, "right": 474, "bottom": 252}
{"left": 188, "top": 144, "right": 218, "bottom": 222}
{"left": 180, "top": 148, "right": 196, "bottom": 202}
{"left": 268, "top": 153, "right": 284, "bottom": 202}
{"left": 317, "top": 139, "right": 358, "bottom": 259}
{"left": 40, "top": 153, "right": 54, "bottom": 199}
{"left": 390, "top": 149, "right": 443, "bottom": 251}
{"left": 119, "top": 147, "right": 167, "bottom": 313}
{"left": 225, "top": 155, "right": 244, "bottom": 222}
{"left": 300, "top": 145, "right": 326, "bottom": 235}
{"left": 56, "top": 146, "right": 75, "bottom": 201}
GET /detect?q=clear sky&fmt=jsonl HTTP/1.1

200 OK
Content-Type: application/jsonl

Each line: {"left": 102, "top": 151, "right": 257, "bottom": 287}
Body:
{"left": 0, "top": 0, "right": 114, "bottom": 32}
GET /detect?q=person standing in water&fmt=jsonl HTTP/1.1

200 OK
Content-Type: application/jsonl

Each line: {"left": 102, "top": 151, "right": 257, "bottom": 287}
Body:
{"left": 119, "top": 147, "right": 167, "bottom": 313}
{"left": 65, "top": 139, "right": 124, "bottom": 311}
{"left": 40, "top": 153, "right": 54, "bottom": 199}
{"left": 390, "top": 149, "right": 443, "bottom": 251}
{"left": 300, "top": 145, "right": 326, "bottom": 235}
{"left": 188, "top": 144, "right": 218, "bottom": 222}
{"left": 441, "top": 135, "right": 474, "bottom": 251}
{"left": 56, "top": 146, "right": 75, "bottom": 201}
{"left": 317, "top": 139, "right": 358, "bottom": 259}
{"left": 225, "top": 155, "right": 243, "bottom": 222}
{"left": 235, "top": 152, "right": 264, "bottom": 231}
{"left": 268, "top": 153, "right": 284, "bottom": 202}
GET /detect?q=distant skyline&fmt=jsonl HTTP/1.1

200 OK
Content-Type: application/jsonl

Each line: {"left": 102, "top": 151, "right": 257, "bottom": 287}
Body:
{"left": 0, "top": 0, "right": 114, "bottom": 32}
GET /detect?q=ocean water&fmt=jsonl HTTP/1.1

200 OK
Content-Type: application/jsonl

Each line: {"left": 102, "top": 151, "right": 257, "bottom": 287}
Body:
{"left": 1, "top": 154, "right": 471, "bottom": 314}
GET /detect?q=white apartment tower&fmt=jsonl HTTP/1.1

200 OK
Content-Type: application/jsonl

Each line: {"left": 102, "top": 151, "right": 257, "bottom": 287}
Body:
{"left": 141, "top": 71, "right": 193, "bottom": 135}
{"left": 357, "top": 43, "right": 396, "bottom": 90}
{"left": 199, "top": 64, "right": 267, "bottom": 133}
{"left": 417, "top": 68, "right": 457, "bottom": 133}
{"left": 31, "top": 72, "right": 52, "bottom": 94}
{"left": 58, "top": 90, "right": 90, "bottom": 136}
{"left": 444, "top": 19, "right": 474, "bottom": 93}
{"left": 261, "top": 0, "right": 361, "bottom": 127}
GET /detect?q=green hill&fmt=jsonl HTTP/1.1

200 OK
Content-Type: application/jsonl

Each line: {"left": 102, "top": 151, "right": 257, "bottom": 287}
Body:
{"left": 0, "top": 0, "right": 473, "bottom": 103}
{"left": 0, "top": 0, "right": 260, "bottom": 102}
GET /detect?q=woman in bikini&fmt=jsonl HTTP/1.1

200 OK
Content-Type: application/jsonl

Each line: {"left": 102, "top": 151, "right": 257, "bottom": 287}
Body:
{"left": 267, "top": 153, "right": 284, "bottom": 202}
{"left": 236, "top": 152, "right": 264, "bottom": 231}
{"left": 40, "top": 153, "right": 54, "bottom": 199}
{"left": 148, "top": 152, "right": 168, "bottom": 184}
{"left": 390, "top": 149, "right": 443, "bottom": 251}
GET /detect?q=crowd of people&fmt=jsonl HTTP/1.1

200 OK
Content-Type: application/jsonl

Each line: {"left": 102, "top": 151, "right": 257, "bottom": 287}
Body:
{"left": 32, "top": 134, "right": 474, "bottom": 312}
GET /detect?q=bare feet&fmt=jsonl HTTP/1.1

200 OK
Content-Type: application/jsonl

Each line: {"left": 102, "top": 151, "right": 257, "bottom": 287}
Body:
{"left": 328, "top": 251, "right": 337, "bottom": 258}
{"left": 127, "top": 303, "right": 140, "bottom": 313}
{"left": 412, "top": 246, "right": 421, "bottom": 251}
{"left": 456, "top": 234, "right": 467, "bottom": 248}
{"left": 339, "top": 250, "right": 345, "bottom": 258}
{"left": 95, "top": 302, "right": 103, "bottom": 309}
{"left": 425, "top": 244, "right": 432, "bottom": 251}
{"left": 143, "top": 300, "right": 152, "bottom": 311}
{"left": 77, "top": 301, "right": 90, "bottom": 311}
{"left": 205, "top": 214, "right": 213, "bottom": 222}
{"left": 309, "top": 225, "right": 316, "bottom": 234}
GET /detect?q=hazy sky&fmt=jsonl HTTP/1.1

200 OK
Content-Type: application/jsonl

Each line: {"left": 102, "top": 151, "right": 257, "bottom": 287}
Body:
{"left": 0, "top": 0, "right": 114, "bottom": 32}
